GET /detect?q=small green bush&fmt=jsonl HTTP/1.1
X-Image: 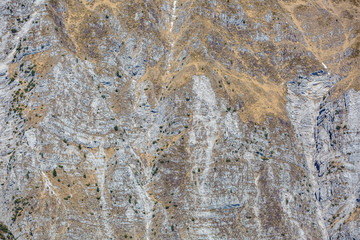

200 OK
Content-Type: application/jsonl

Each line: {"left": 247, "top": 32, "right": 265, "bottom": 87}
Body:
{"left": 0, "top": 223, "right": 8, "bottom": 232}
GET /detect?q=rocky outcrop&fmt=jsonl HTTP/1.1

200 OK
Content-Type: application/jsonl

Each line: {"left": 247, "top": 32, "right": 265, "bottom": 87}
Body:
{"left": 0, "top": 0, "right": 359, "bottom": 239}
{"left": 287, "top": 72, "right": 360, "bottom": 239}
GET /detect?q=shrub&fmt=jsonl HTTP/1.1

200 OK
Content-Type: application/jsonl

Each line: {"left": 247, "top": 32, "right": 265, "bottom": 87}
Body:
{"left": 152, "top": 167, "right": 158, "bottom": 176}
{"left": 114, "top": 125, "right": 118, "bottom": 131}
{"left": 11, "top": 29, "right": 17, "bottom": 33}
{"left": 53, "top": 169, "right": 57, "bottom": 177}
{"left": 0, "top": 223, "right": 8, "bottom": 233}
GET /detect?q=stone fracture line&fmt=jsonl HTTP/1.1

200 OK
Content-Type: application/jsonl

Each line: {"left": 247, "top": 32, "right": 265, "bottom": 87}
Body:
{"left": 165, "top": 0, "right": 178, "bottom": 77}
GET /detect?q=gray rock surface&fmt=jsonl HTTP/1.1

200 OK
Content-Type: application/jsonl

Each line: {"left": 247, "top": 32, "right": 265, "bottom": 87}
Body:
{"left": 0, "top": 0, "right": 359, "bottom": 239}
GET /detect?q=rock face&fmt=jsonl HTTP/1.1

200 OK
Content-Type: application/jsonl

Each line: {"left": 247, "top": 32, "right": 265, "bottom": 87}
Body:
{"left": 0, "top": 0, "right": 359, "bottom": 239}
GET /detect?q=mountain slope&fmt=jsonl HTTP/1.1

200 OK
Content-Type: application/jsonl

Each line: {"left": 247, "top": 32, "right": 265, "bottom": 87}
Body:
{"left": 0, "top": 0, "right": 359, "bottom": 239}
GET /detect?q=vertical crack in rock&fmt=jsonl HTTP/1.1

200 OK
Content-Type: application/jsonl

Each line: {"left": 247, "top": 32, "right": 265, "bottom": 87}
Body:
{"left": 96, "top": 146, "right": 114, "bottom": 239}
{"left": 165, "top": 0, "right": 178, "bottom": 78}
{"left": 287, "top": 72, "right": 338, "bottom": 240}
{"left": 169, "top": 0, "right": 177, "bottom": 34}
{"left": 253, "top": 174, "right": 264, "bottom": 237}
{"left": 188, "top": 75, "right": 220, "bottom": 239}
{"left": 128, "top": 147, "right": 155, "bottom": 240}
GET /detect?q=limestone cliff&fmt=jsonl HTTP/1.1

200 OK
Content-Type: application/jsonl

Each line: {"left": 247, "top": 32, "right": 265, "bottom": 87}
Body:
{"left": 0, "top": 0, "right": 359, "bottom": 239}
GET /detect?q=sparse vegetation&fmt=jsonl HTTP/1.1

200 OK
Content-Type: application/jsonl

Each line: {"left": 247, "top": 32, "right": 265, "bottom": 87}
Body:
{"left": 152, "top": 167, "right": 158, "bottom": 176}
{"left": 0, "top": 223, "right": 8, "bottom": 233}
